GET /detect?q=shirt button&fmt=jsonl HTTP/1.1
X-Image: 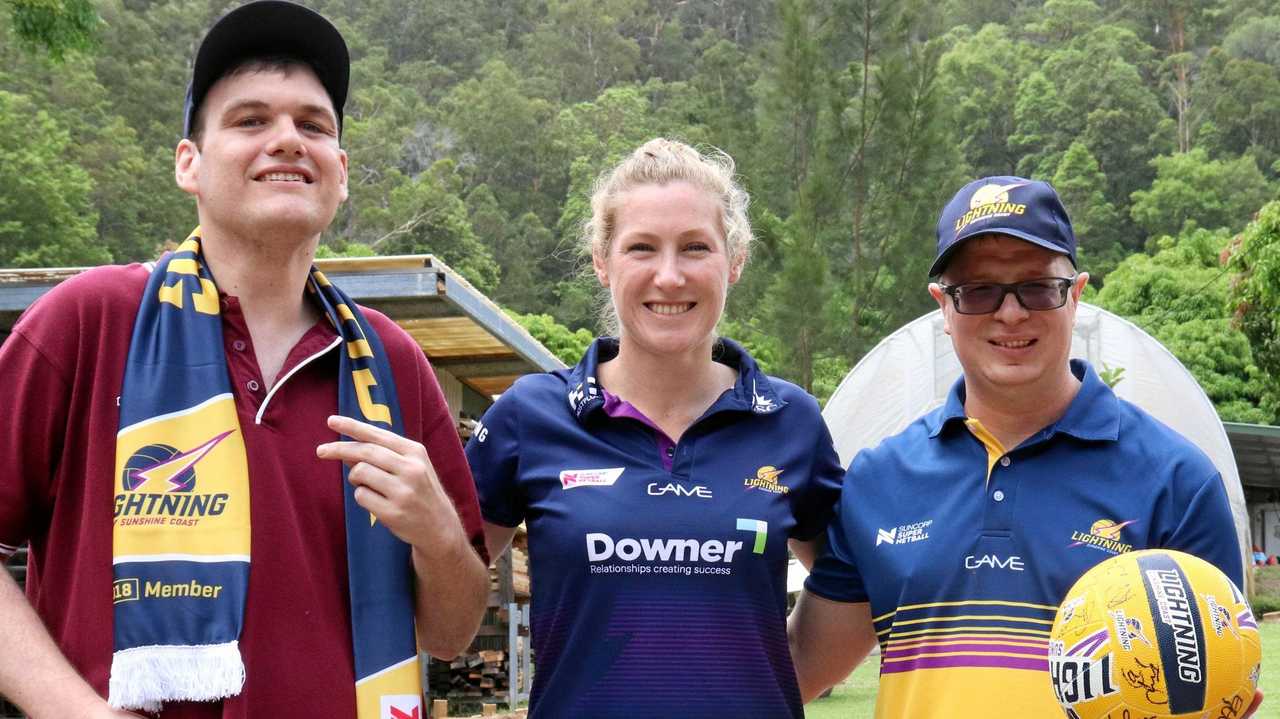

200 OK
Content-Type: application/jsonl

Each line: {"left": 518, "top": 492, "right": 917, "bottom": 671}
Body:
{"left": 999, "top": 456, "right": 1011, "bottom": 467}
{"left": 665, "top": 447, "right": 675, "bottom": 457}
{"left": 233, "top": 340, "right": 247, "bottom": 351}
{"left": 993, "top": 490, "right": 1005, "bottom": 502}
{"left": 247, "top": 380, "right": 260, "bottom": 392}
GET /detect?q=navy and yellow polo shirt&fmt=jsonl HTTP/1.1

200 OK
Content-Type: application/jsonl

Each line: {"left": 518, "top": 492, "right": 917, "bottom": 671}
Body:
{"left": 805, "top": 359, "right": 1242, "bottom": 718}
{"left": 467, "top": 338, "right": 843, "bottom": 719}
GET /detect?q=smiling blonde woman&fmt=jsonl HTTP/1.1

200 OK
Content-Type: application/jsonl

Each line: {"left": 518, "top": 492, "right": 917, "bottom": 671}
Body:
{"left": 466, "top": 138, "right": 844, "bottom": 719}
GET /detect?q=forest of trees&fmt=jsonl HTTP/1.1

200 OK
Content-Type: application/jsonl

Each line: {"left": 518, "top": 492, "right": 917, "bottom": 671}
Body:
{"left": 3, "top": 0, "right": 1279, "bottom": 422}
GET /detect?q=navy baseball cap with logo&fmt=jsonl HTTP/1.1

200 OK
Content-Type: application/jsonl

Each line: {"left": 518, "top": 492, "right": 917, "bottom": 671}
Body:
{"left": 931, "top": 176, "right": 1077, "bottom": 276}
{"left": 183, "top": 0, "right": 350, "bottom": 138}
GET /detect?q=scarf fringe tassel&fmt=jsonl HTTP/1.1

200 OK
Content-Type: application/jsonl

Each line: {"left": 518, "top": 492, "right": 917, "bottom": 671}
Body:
{"left": 108, "top": 641, "right": 245, "bottom": 712}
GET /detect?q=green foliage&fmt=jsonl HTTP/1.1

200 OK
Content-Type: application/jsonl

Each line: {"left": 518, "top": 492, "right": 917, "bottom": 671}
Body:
{"left": 550, "top": 80, "right": 710, "bottom": 257}
{"left": 1223, "top": 15, "right": 1280, "bottom": 69}
{"left": 938, "top": 23, "right": 1037, "bottom": 176}
{"left": 2, "top": 0, "right": 1279, "bottom": 416}
{"left": 748, "top": 0, "right": 964, "bottom": 390}
{"left": 1250, "top": 595, "right": 1280, "bottom": 617}
{"left": 1227, "top": 200, "right": 1280, "bottom": 420}
{"left": 1027, "top": 0, "right": 1102, "bottom": 43}
{"left": 0, "top": 90, "right": 104, "bottom": 267}
{"left": 521, "top": 0, "right": 644, "bottom": 102}
{"left": 510, "top": 312, "right": 593, "bottom": 365}
{"left": 1045, "top": 26, "right": 1169, "bottom": 215}
{"left": 6, "top": 0, "right": 98, "bottom": 59}
{"left": 1096, "top": 364, "right": 1126, "bottom": 388}
{"left": 811, "top": 355, "right": 852, "bottom": 407}
{"left": 719, "top": 318, "right": 782, "bottom": 376}
{"left": 1052, "top": 141, "right": 1124, "bottom": 278}
{"left": 1194, "top": 48, "right": 1280, "bottom": 174}
{"left": 315, "top": 242, "right": 376, "bottom": 259}
{"left": 443, "top": 60, "right": 557, "bottom": 219}
{"left": 686, "top": 37, "right": 759, "bottom": 154}
{"left": 1096, "top": 227, "right": 1274, "bottom": 423}
{"left": 1129, "top": 148, "right": 1274, "bottom": 240}
{"left": 355, "top": 160, "right": 501, "bottom": 292}
{"left": 1008, "top": 71, "right": 1070, "bottom": 179}
{"left": 763, "top": 217, "right": 832, "bottom": 392}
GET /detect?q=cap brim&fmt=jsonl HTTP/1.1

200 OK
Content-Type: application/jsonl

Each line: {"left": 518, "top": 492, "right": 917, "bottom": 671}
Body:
{"left": 930, "top": 227, "right": 1076, "bottom": 277}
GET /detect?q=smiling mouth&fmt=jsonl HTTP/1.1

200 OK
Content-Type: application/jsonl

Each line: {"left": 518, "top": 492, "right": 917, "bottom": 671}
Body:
{"left": 990, "top": 338, "right": 1035, "bottom": 349}
{"left": 255, "top": 172, "right": 312, "bottom": 184}
{"left": 646, "top": 302, "right": 694, "bottom": 315}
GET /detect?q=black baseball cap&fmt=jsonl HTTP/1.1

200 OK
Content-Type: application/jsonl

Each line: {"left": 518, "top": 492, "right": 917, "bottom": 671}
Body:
{"left": 183, "top": 1, "right": 349, "bottom": 138}
{"left": 931, "top": 176, "right": 1077, "bottom": 277}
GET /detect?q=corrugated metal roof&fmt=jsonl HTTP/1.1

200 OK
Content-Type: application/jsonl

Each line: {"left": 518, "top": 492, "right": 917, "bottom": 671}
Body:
{"left": 1225, "top": 421, "right": 1280, "bottom": 489}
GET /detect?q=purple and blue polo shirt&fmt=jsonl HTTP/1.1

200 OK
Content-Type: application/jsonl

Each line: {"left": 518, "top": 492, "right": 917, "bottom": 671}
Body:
{"left": 467, "top": 338, "right": 843, "bottom": 718}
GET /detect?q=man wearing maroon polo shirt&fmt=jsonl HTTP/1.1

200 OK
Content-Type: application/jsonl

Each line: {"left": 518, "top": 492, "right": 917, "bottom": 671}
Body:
{"left": 0, "top": 3, "right": 488, "bottom": 717}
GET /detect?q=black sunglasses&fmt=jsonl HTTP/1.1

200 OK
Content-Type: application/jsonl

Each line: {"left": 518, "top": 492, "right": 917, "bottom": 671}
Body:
{"left": 938, "top": 276, "right": 1077, "bottom": 315}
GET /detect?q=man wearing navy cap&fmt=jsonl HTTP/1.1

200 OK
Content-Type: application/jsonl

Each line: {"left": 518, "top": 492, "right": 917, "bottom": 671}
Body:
{"left": 789, "top": 177, "right": 1259, "bottom": 717}
{"left": 0, "top": 3, "right": 488, "bottom": 717}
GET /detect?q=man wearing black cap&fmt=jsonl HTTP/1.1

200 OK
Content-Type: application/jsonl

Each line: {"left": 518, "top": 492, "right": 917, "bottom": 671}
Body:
{"left": 787, "top": 177, "right": 1257, "bottom": 717}
{"left": 0, "top": 3, "right": 488, "bottom": 717}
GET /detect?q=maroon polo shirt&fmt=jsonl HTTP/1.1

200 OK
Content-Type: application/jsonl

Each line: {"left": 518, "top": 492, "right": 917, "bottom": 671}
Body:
{"left": 0, "top": 264, "right": 485, "bottom": 717}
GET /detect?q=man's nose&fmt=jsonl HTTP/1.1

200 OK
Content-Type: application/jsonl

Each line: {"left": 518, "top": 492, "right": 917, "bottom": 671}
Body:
{"left": 992, "top": 287, "right": 1029, "bottom": 321}
{"left": 265, "top": 117, "right": 306, "bottom": 156}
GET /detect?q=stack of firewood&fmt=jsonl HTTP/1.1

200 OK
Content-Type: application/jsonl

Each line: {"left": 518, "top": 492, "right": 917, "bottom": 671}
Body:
{"left": 430, "top": 649, "right": 512, "bottom": 699}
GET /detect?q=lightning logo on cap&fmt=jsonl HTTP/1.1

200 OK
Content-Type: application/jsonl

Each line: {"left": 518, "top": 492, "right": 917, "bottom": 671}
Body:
{"left": 968, "top": 182, "right": 1029, "bottom": 209}
{"left": 955, "top": 182, "right": 1030, "bottom": 233}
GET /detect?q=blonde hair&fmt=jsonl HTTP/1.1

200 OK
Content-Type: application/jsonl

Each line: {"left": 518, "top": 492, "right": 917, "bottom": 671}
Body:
{"left": 583, "top": 138, "right": 753, "bottom": 266}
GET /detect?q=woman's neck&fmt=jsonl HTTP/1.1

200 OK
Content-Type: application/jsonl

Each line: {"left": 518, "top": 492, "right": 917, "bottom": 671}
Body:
{"left": 597, "top": 338, "right": 737, "bottom": 442}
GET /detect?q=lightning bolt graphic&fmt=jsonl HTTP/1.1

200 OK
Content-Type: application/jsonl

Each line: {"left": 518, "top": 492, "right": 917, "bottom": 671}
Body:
{"left": 1068, "top": 519, "right": 1137, "bottom": 547}
{"left": 994, "top": 181, "right": 1028, "bottom": 195}
{"left": 128, "top": 429, "right": 235, "bottom": 491}
{"left": 758, "top": 467, "right": 784, "bottom": 482}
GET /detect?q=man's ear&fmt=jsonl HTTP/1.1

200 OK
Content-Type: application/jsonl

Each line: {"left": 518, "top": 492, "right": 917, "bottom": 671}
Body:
{"left": 175, "top": 139, "right": 200, "bottom": 196}
{"left": 337, "top": 148, "right": 349, "bottom": 203}
{"left": 1071, "top": 271, "right": 1090, "bottom": 301}
{"left": 928, "top": 282, "right": 952, "bottom": 336}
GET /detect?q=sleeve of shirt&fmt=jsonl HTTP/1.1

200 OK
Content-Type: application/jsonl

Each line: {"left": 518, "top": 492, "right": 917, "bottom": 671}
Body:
{"left": 1158, "top": 471, "right": 1244, "bottom": 589}
{"left": 411, "top": 348, "right": 489, "bottom": 565}
{"left": 789, "top": 399, "right": 844, "bottom": 541}
{"left": 0, "top": 324, "right": 72, "bottom": 558}
{"left": 803, "top": 451, "right": 870, "bottom": 603}
{"left": 464, "top": 387, "right": 525, "bottom": 528}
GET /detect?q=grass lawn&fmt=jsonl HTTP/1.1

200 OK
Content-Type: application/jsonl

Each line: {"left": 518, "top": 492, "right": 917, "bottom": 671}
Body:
{"left": 1260, "top": 622, "right": 1279, "bottom": 711}
{"left": 803, "top": 658, "right": 878, "bottom": 719}
{"left": 804, "top": 623, "right": 1279, "bottom": 719}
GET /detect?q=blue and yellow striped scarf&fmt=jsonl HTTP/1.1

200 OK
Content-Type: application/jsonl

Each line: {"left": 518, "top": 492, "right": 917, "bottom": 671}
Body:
{"left": 109, "top": 229, "right": 422, "bottom": 717}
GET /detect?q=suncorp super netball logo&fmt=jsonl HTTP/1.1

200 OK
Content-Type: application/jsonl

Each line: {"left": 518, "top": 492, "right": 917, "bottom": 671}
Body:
{"left": 115, "top": 429, "right": 234, "bottom": 527}
{"left": 954, "top": 182, "right": 1028, "bottom": 234}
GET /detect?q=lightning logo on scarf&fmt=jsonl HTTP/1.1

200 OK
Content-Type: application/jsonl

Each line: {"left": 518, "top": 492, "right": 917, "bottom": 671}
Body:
{"left": 110, "top": 229, "right": 422, "bottom": 717}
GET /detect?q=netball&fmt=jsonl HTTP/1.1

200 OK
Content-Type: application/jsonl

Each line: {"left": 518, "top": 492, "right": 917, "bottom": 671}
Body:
{"left": 1048, "top": 549, "right": 1261, "bottom": 719}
